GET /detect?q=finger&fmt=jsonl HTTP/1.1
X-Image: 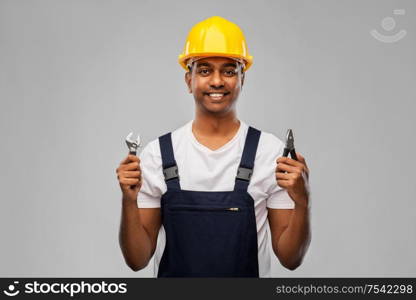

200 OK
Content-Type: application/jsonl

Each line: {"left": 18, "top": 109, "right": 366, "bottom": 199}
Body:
{"left": 276, "top": 163, "right": 299, "bottom": 174}
{"left": 276, "top": 179, "right": 289, "bottom": 189}
{"left": 275, "top": 172, "right": 291, "bottom": 180}
{"left": 277, "top": 156, "right": 308, "bottom": 176}
{"left": 120, "top": 161, "right": 140, "bottom": 171}
{"left": 122, "top": 170, "right": 141, "bottom": 178}
{"left": 303, "top": 165, "right": 310, "bottom": 179}
{"left": 120, "top": 155, "right": 139, "bottom": 165}
{"left": 276, "top": 156, "right": 304, "bottom": 168}
{"left": 296, "top": 152, "right": 308, "bottom": 166}
{"left": 120, "top": 178, "right": 140, "bottom": 185}
{"left": 295, "top": 153, "right": 310, "bottom": 177}
{"left": 296, "top": 152, "right": 309, "bottom": 173}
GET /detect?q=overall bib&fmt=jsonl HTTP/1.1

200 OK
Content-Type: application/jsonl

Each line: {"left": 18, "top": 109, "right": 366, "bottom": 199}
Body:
{"left": 157, "top": 126, "right": 261, "bottom": 277}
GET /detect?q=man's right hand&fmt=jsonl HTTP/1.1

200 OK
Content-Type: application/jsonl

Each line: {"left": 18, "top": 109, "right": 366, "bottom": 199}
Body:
{"left": 116, "top": 154, "right": 142, "bottom": 202}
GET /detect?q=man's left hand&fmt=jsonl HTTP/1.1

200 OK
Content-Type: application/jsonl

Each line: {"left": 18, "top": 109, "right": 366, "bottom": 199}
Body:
{"left": 275, "top": 153, "right": 310, "bottom": 208}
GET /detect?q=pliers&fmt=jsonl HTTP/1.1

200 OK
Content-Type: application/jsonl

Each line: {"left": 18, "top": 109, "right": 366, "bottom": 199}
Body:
{"left": 282, "top": 129, "right": 298, "bottom": 161}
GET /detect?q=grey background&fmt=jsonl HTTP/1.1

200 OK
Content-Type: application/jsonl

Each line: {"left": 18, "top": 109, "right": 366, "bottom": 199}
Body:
{"left": 1, "top": 0, "right": 415, "bottom": 277}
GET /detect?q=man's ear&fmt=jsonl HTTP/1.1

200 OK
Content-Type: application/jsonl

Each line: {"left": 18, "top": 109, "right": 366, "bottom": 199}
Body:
{"left": 185, "top": 71, "right": 192, "bottom": 93}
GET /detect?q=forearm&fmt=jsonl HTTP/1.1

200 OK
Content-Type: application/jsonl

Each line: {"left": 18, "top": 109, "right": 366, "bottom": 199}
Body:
{"left": 276, "top": 204, "right": 311, "bottom": 270}
{"left": 119, "top": 198, "right": 152, "bottom": 271}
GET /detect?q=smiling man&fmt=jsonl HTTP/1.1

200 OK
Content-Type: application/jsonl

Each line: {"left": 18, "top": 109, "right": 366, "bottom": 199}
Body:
{"left": 117, "top": 16, "right": 311, "bottom": 277}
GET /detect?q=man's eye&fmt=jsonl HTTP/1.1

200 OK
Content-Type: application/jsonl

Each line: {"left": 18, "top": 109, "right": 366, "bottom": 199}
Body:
{"left": 197, "top": 69, "right": 210, "bottom": 75}
{"left": 224, "top": 70, "right": 236, "bottom": 76}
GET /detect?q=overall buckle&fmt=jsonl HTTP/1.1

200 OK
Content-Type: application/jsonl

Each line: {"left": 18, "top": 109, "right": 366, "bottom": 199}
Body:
{"left": 163, "top": 165, "right": 179, "bottom": 181}
{"left": 236, "top": 167, "right": 252, "bottom": 182}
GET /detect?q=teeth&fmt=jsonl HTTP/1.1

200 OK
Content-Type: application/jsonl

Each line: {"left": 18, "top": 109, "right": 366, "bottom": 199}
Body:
{"left": 209, "top": 93, "right": 224, "bottom": 96}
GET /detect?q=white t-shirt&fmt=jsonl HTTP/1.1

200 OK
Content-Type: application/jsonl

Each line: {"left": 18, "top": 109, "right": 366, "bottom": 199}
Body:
{"left": 137, "top": 119, "right": 295, "bottom": 277}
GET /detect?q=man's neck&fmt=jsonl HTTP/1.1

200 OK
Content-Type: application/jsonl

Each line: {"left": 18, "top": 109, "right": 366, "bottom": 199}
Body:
{"left": 192, "top": 111, "right": 240, "bottom": 138}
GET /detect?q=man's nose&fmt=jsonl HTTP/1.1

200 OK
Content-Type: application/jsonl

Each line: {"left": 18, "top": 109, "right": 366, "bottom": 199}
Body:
{"left": 209, "top": 70, "right": 225, "bottom": 88}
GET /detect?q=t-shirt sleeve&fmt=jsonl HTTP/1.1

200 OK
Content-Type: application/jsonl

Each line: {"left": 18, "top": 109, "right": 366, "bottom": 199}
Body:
{"left": 263, "top": 133, "right": 295, "bottom": 209}
{"left": 136, "top": 140, "right": 165, "bottom": 208}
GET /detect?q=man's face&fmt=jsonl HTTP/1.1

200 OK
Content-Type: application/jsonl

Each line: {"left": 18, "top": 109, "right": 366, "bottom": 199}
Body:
{"left": 185, "top": 57, "right": 245, "bottom": 116}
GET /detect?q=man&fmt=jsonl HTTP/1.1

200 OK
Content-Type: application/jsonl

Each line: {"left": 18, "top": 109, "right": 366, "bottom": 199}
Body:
{"left": 117, "top": 16, "right": 311, "bottom": 277}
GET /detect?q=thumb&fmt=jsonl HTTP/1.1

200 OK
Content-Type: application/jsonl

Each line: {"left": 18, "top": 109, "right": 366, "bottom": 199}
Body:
{"left": 296, "top": 152, "right": 306, "bottom": 164}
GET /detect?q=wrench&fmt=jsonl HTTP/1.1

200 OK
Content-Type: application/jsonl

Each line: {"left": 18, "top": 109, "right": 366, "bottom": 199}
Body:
{"left": 125, "top": 132, "right": 141, "bottom": 155}
{"left": 125, "top": 132, "right": 141, "bottom": 189}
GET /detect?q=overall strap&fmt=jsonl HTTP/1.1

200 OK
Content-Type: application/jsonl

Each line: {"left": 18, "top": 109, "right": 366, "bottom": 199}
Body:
{"left": 158, "top": 132, "right": 181, "bottom": 190}
{"left": 234, "top": 126, "right": 261, "bottom": 192}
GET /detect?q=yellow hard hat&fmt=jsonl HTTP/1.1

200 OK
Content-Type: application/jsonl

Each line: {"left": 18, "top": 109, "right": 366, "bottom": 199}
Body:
{"left": 178, "top": 16, "right": 253, "bottom": 71}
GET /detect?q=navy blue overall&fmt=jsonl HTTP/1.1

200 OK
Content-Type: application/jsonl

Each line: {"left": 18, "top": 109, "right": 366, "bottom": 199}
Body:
{"left": 157, "top": 126, "right": 261, "bottom": 277}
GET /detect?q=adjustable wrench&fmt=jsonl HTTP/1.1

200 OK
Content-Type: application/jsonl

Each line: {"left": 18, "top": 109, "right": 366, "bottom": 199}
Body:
{"left": 125, "top": 132, "right": 141, "bottom": 155}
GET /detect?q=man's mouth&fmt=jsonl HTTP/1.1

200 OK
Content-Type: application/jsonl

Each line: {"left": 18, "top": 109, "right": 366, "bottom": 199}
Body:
{"left": 204, "top": 92, "right": 230, "bottom": 101}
